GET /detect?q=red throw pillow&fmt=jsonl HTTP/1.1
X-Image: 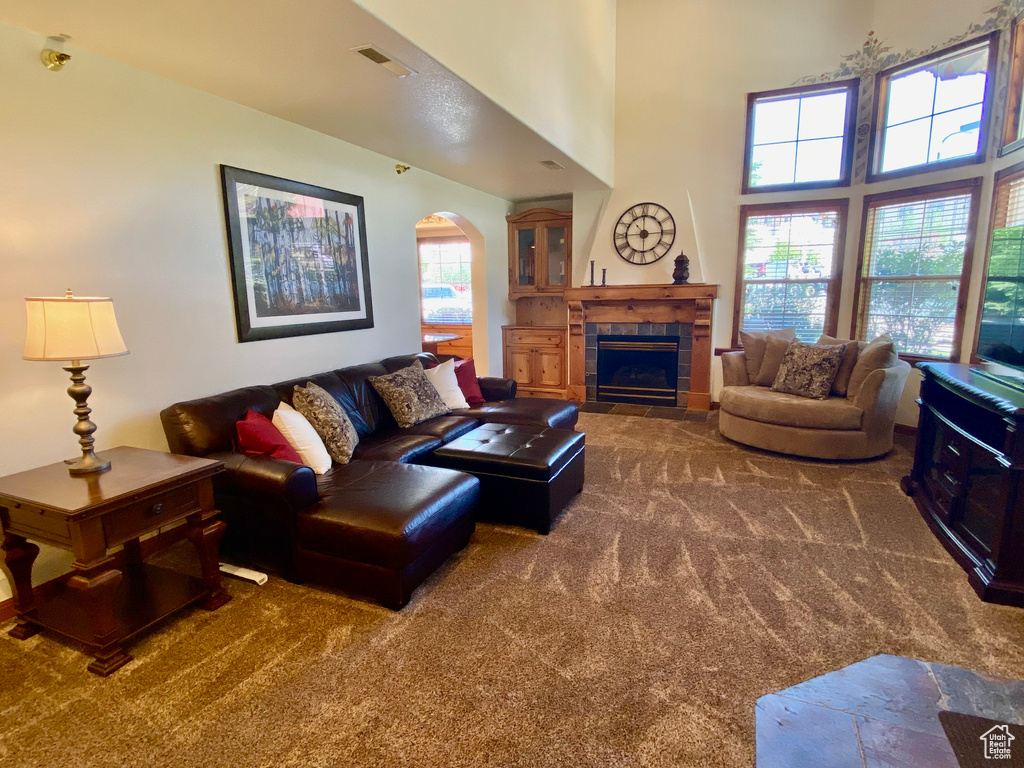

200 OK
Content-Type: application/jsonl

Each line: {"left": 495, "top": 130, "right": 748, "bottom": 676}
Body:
{"left": 454, "top": 359, "right": 486, "bottom": 405}
{"left": 236, "top": 409, "right": 303, "bottom": 463}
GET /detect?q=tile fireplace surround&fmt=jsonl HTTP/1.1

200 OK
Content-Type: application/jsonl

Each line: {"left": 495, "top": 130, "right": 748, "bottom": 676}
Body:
{"left": 564, "top": 284, "right": 718, "bottom": 409}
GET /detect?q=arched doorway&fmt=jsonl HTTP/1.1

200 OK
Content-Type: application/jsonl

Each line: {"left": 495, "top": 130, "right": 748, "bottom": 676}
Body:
{"left": 414, "top": 212, "right": 490, "bottom": 373}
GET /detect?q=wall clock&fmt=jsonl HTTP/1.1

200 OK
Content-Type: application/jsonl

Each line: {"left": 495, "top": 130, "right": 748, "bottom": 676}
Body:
{"left": 613, "top": 202, "right": 675, "bottom": 264}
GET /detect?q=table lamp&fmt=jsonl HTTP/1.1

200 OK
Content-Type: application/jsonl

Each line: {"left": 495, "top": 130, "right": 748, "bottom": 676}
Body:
{"left": 23, "top": 290, "right": 129, "bottom": 475}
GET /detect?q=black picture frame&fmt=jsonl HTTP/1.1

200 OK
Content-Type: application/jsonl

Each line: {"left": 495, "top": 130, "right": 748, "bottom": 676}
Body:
{"left": 220, "top": 165, "right": 374, "bottom": 342}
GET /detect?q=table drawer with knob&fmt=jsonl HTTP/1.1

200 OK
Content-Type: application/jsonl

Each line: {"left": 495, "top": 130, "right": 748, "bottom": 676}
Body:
{"left": 103, "top": 484, "right": 201, "bottom": 547}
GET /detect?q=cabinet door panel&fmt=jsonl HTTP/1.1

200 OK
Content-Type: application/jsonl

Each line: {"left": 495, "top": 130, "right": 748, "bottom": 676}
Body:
{"left": 509, "top": 349, "right": 535, "bottom": 386}
{"left": 535, "top": 348, "right": 564, "bottom": 388}
{"left": 546, "top": 226, "right": 568, "bottom": 287}
{"left": 515, "top": 227, "right": 537, "bottom": 288}
{"left": 956, "top": 442, "right": 1005, "bottom": 562}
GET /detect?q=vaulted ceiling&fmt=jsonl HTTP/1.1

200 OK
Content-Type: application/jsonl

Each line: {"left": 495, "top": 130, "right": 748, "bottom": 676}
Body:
{"left": 2, "top": 0, "right": 606, "bottom": 201}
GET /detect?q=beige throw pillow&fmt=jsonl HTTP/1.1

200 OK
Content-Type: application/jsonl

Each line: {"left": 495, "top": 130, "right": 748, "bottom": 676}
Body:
{"left": 271, "top": 402, "right": 333, "bottom": 475}
{"left": 817, "top": 334, "right": 864, "bottom": 396}
{"left": 846, "top": 334, "right": 898, "bottom": 400}
{"left": 292, "top": 382, "right": 359, "bottom": 465}
{"left": 369, "top": 361, "right": 451, "bottom": 428}
{"left": 755, "top": 335, "right": 793, "bottom": 386}
{"left": 772, "top": 342, "right": 845, "bottom": 400}
{"left": 739, "top": 327, "right": 796, "bottom": 382}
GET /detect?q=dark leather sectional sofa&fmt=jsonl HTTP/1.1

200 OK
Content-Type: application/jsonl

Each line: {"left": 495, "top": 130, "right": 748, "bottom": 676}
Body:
{"left": 160, "top": 352, "right": 578, "bottom": 608}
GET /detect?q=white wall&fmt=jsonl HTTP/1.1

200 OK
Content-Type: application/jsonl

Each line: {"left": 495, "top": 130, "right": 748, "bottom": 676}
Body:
{"left": 590, "top": 0, "right": 1010, "bottom": 423}
{"left": 0, "top": 22, "right": 514, "bottom": 595}
{"left": 353, "top": 0, "right": 617, "bottom": 187}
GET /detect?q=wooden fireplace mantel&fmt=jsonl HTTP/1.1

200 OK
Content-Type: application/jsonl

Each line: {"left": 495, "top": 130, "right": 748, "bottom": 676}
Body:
{"left": 564, "top": 283, "right": 718, "bottom": 410}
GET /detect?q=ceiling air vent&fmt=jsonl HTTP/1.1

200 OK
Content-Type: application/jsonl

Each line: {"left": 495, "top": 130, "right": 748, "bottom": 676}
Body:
{"left": 351, "top": 45, "right": 417, "bottom": 78}
{"left": 539, "top": 160, "right": 565, "bottom": 171}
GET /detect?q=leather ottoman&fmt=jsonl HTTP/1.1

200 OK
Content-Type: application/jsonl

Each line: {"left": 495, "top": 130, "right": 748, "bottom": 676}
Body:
{"left": 296, "top": 462, "right": 479, "bottom": 609}
{"left": 428, "top": 424, "right": 585, "bottom": 534}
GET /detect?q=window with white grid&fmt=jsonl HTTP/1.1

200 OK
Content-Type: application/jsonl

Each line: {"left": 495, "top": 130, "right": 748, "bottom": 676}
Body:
{"left": 735, "top": 201, "right": 847, "bottom": 344}
{"left": 742, "top": 80, "right": 858, "bottom": 193}
{"left": 854, "top": 181, "right": 981, "bottom": 359}
{"left": 871, "top": 34, "right": 997, "bottom": 179}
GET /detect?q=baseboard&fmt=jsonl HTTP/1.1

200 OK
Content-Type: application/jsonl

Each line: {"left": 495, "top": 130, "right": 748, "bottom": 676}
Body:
{"left": 0, "top": 525, "right": 188, "bottom": 624}
{"left": 0, "top": 574, "right": 69, "bottom": 623}
{"left": 894, "top": 423, "right": 918, "bottom": 436}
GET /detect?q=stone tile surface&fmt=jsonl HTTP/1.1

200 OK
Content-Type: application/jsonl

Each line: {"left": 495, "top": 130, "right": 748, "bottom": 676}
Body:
{"left": 756, "top": 695, "right": 863, "bottom": 768}
{"left": 930, "top": 662, "right": 1024, "bottom": 726}
{"left": 756, "top": 655, "right": 1024, "bottom": 768}
{"left": 858, "top": 715, "right": 958, "bottom": 768}
{"left": 776, "top": 654, "right": 945, "bottom": 736}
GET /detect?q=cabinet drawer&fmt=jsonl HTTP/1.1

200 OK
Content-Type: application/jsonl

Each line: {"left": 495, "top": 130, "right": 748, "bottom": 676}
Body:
{"left": 507, "top": 329, "right": 564, "bottom": 347}
{"left": 103, "top": 484, "right": 201, "bottom": 547}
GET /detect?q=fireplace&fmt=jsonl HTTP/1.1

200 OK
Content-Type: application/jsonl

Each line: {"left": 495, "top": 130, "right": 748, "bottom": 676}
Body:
{"left": 565, "top": 284, "right": 718, "bottom": 409}
{"left": 597, "top": 335, "right": 679, "bottom": 406}
{"left": 584, "top": 321, "right": 693, "bottom": 406}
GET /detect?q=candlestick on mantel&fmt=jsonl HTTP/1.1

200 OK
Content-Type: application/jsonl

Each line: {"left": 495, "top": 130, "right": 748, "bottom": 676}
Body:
{"left": 589, "top": 260, "right": 595, "bottom": 286}
{"left": 601, "top": 268, "right": 607, "bottom": 286}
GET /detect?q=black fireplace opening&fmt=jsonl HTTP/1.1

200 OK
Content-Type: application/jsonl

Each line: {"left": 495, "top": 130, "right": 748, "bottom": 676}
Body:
{"left": 597, "top": 335, "right": 679, "bottom": 406}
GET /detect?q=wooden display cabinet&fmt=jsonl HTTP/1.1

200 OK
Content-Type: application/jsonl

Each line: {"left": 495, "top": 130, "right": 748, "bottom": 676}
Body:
{"left": 901, "top": 362, "right": 1024, "bottom": 607}
{"left": 502, "top": 326, "right": 568, "bottom": 399}
{"left": 507, "top": 208, "right": 572, "bottom": 298}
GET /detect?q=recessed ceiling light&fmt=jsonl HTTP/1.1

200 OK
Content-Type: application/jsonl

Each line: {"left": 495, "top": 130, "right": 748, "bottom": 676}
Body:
{"left": 539, "top": 160, "right": 565, "bottom": 171}
{"left": 351, "top": 44, "right": 417, "bottom": 78}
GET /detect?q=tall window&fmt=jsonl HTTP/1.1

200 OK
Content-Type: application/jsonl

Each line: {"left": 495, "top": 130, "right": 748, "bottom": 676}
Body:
{"left": 870, "top": 34, "right": 998, "bottom": 180}
{"left": 853, "top": 180, "right": 981, "bottom": 360}
{"left": 418, "top": 238, "right": 472, "bottom": 324}
{"left": 977, "top": 162, "right": 1024, "bottom": 359}
{"left": 733, "top": 201, "right": 848, "bottom": 345}
{"left": 1004, "top": 16, "right": 1024, "bottom": 153}
{"left": 742, "top": 79, "right": 858, "bottom": 193}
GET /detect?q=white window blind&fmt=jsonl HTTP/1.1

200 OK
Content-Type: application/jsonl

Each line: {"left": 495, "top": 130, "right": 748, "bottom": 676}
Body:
{"left": 737, "top": 204, "right": 845, "bottom": 342}
{"left": 856, "top": 189, "right": 973, "bottom": 358}
{"left": 981, "top": 171, "right": 1024, "bottom": 355}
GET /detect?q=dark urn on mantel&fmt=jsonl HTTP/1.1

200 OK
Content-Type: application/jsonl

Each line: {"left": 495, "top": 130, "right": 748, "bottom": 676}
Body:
{"left": 672, "top": 252, "right": 690, "bottom": 285}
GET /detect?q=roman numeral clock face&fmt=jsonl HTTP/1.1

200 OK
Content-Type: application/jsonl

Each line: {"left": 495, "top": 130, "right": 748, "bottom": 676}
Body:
{"left": 613, "top": 202, "right": 675, "bottom": 264}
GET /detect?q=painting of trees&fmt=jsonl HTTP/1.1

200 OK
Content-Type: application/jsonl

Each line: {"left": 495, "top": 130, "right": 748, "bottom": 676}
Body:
{"left": 243, "top": 194, "right": 362, "bottom": 318}
{"left": 222, "top": 165, "right": 373, "bottom": 342}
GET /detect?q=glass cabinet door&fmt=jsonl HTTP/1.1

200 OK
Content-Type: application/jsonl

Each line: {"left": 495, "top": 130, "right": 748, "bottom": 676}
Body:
{"left": 546, "top": 226, "right": 567, "bottom": 287}
{"left": 516, "top": 227, "right": 537, "bottom": 287}
{"left": 955, "top": 444, "right": 1004, "bottom": 562}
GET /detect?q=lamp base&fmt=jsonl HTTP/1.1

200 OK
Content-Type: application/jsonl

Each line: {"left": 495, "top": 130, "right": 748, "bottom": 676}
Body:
{"left": 65, "top": 453, "right": 111, "bottom": 475}
{"left": 63, "top": 362, "right": 111, "bottom": 476}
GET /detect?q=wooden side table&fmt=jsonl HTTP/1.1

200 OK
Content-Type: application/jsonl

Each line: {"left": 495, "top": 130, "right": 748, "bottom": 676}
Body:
{"left": 0, "top": 446, "right": 230, "bottom": 676}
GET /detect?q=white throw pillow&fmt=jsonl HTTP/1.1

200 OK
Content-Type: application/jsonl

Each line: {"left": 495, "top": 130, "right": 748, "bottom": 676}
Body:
{"left": 423, "top": 358, "right": 470, "bottom": 410}
{"left": 272, "top": 401, "right": 333, "bottom": 475}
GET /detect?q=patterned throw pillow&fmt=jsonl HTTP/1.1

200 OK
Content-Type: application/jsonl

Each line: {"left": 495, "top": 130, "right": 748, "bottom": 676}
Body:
{"left": 369, "top": 361, "right": 451, "bottom": 428}
{"left": 771, "top": 341, "right": 846, "bottom": 400}
{"left": 292, "top": 382, "right": 359, "bottom": 465}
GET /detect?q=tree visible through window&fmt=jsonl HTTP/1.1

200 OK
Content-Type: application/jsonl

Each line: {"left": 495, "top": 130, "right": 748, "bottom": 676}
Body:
{"left": 734, "top": 202, "right": 847, "bottom": 344}
{"left": 419, "top": 238, "right": 472, "bottom": 324}
{"left": 854, "top": 181, "right": 981, "bottom": 359}
{"left": 978, "top": 163, "right": 1024, "bottom": 363}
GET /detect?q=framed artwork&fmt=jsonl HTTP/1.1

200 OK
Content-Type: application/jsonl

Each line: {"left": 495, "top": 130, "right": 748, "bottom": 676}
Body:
{"left": 220, "top": 165, "right": 373, "bottom": 342}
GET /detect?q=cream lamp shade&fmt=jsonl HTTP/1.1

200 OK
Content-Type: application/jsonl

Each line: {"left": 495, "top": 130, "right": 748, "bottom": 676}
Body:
{"left": 23, "top": 290, "right": 129, "bottom": 361}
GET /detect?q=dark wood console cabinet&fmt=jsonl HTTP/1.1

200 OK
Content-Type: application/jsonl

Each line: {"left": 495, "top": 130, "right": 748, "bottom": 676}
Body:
{"left": 901, "top": 362, "right": 1024, "bottom": 607}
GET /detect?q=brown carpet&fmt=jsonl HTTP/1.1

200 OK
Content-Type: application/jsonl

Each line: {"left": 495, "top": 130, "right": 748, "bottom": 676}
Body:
{"left": 2, "top": 412, "right": 1023, "bottom": 767}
